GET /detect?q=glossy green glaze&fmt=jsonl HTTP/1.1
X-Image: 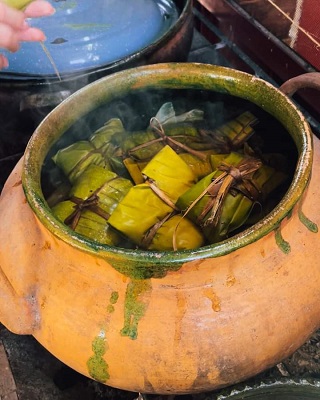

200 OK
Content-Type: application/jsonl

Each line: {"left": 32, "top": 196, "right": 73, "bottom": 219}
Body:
{"left": 275, "top": 225, "right": 291, "bottom": 254}
{"left": 87, "top": 291, "right": 119, "bottom": 382}
{"left": 22, "top": 63, "right": 313, "bottom": 279}
{"left": 299, "top": 203, "right": 319, "bottom": 233}
{"left": 120, "top": 279, "right": 152, "bottom": 340}
{"left": 87, "top": 336, "right": 110, "bottom": 382}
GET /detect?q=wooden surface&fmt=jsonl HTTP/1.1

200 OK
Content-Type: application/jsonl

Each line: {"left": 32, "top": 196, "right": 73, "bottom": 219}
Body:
{"left": 0, "top": 341, "right": 18, "bottom": 400}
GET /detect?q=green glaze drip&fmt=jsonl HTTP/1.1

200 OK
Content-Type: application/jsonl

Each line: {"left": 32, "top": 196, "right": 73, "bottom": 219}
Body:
{"left": 110, "top": 291, "right": 119, "bottom": 304}
{"left": 109, "top": 258, "right": 182, "bottom": 279}
{"left": 121, "top": 279, "right": 152, "bottom": 340}
{"left": 286, "top": 209, "right": 293, "bottom": 219}
{"left": 107, "top": 304, "right": 115, "bottom": 313}
{"left": 298, "top": 205, "right": 318, "bottom": 233}
{"left": 87, "top": 336, "right": 109, "bottom": 382}
{"left": 87, "top": 291, "right": 119, "bottom": 382}
{"left": 92, "top": 336, "right": 108, "bottom": 357}
{"left": 275, "top": 226, "right": 291, "bottom": 254}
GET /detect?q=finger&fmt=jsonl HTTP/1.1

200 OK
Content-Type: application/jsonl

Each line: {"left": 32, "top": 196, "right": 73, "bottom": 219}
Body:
{"left": 0, "top": 3, "right": 25, "bottom": 30}
{"left": 18, "top": 26, "right": 45, "bottom": 41}
{"left": 24, "top": 0, "right": 55, "bottom": 18}
{"left": 0, "top": 23, "right": 20, "bottom": 52}
{"left": 0, "top": 54, "right": 9, "bottom": 69}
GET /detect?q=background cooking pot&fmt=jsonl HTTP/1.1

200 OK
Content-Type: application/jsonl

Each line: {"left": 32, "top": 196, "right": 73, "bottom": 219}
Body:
{"left": 0, "top": 64, "right": 320, "bottom": 395}
{"left": 0, "top": 0, "right": 193, "bottom": 149}
{"left": 209, "top": 378, "right": 320, "bottom": 399}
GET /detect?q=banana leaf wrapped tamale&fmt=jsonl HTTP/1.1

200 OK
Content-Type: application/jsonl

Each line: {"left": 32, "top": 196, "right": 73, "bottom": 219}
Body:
{"left": 108, "top": 102, "right": 223, "bottom": 178}
{"left": 204, "top": 111, "right": 259, "bottom": 152}
{"left": 122, "top": 110, "right": 259, "bottom": 183}
{"left": 53, "top": 201, "right": 120, "bottom": 245}
{"left": 176, "top": 152, "right": 287, "bottom": 244}
{"left": 52, "top": 164, "right": 133, "bottom": 245}
{"left": 114, "top": 123, "right": 213, "bottom": 165}
{"left": 141, "top": 145, "right": 197, "bottom": 203}
{"left": 49, "top": 102, "right": 272, "bottom": 250}
{"left": 143, "top": 214, "right": 204, "bottom": 251}
{"left": 124, "top": 151, "right": 214, "bottom": 185}
{"left": 108, "top": 145, "right": 203, "bottom": 250}
{"left": 179, "top": 151, "right": 215, "bottom": 179}
{"left": 123, "top": 158, "right": 148, "bottom": 185}
{"left": 52, "top": 118, "right": 124, "bottom": 183}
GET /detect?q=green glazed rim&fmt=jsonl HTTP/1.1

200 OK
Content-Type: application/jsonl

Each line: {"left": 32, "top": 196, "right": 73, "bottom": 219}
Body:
{"left": 22, "top": 63, "right": 313, "bottom": 273}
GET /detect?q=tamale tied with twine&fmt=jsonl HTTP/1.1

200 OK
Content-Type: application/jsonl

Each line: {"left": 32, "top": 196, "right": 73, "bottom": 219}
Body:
{"left": 52, "top": 164, "right": 133, "bottom": 246}
{"left": 49, "top": 101, "right": 288, "bottom": 251}
{"left": 177, "top": 152, "right": 287, "bottom": 243}
{"left": 108, "top": 145, "right": 205, "bottom": 250}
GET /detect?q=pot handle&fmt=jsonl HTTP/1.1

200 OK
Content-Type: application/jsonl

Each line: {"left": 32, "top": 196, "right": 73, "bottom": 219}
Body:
{"left": 0, "top": 267, "right": 36, "bottom": 334}
{"left": 279, "top": 72, "right": 320, "bottom": 96}
{"left": 0, "top": 159, "right": 38, "bottom": 334}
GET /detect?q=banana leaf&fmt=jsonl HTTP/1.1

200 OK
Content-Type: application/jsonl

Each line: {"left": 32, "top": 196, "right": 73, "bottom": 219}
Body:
{"left": 52, "top": 164, "right": 133, "bottom": 244}
{"left": 141, "top": 145, "right": 197, "bottom": 203}
{"left": 108, "top": 183, "right": 173, "bottom": 246}
{"left": 90, "top": 118, "right": 125, "bottom": 148}
{"left": 111, "top": 129, "right": 163, "bottom": 162}
{"left": 207, "top": 111, "right": 258, "bottom": 151}
{"left": 52, "top": 141, "right": 110, "bottom": 183}
{"left": 123, "top": 158, "right": 148, "bottom": 185}
{"left": 108, "top": 103, "right": 210, "bottom": 163}
{"left": 144, "top": 214, "right": 205, "bottom": 251}
{"left": 52, "top": 118, "right": 124, "bottom": 183}
{"left": 69, "top": 164, "right": 133, "bottom": 216}
{"left": 210, "top": 154, "right": 229, "bottom": 170}
{"left": 52, "top": 201, "right": 120, "bottom": 246}
{"left": 179, "top": 151, "right": 215, "bottom": 179}
{"left": 154, "top": 102, "right": 204, "bottom": 126}
{"left": 176, "top": 152, "right": 286, "bottom": 243}
{"left": 125, "top": 150, "right": 215, "bottom": 183}
{"left": 111, "top": 110, "right": 259, "bottom": 177}
{"left": 125, "top": 151, "right": 213, "bottom": 184}
{"left": 108, "top": 146, "right": 197, "bottom": 247}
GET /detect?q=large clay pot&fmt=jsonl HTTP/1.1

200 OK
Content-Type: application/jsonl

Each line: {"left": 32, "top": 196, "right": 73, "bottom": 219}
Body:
{"left": 0, "top": 64, "right": 320, "bottom": 395}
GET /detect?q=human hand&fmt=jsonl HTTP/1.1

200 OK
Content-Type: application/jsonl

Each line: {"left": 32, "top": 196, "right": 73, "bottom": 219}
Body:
{"left": 0, "top": 0, "right": 55, "bottom": 69}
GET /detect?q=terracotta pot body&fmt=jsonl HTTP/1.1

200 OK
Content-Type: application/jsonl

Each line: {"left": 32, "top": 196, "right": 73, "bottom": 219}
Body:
{"left": 0, "top": 64, "right": 319, "bottom": 395}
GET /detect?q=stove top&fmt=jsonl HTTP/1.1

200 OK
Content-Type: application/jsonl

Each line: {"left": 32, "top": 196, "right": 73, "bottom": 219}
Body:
{"left": 1, "top": 2, "right": 320, "bottom": 399}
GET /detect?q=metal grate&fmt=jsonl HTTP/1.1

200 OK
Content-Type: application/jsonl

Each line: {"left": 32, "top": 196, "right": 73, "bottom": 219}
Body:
{"left": 192, "top": 0, "right": 320, "bottom": 136}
